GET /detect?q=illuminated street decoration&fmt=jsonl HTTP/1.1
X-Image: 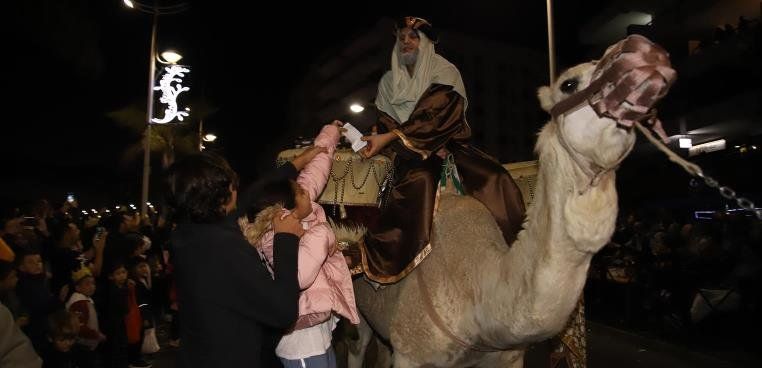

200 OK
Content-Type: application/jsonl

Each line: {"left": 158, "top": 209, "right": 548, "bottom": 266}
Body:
{"left": 151, "top": 65, "right": 190, "bottom": 124}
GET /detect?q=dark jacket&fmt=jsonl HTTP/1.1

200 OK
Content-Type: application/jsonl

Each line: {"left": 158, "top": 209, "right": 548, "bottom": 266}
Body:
{"left": 49, "top": 247, "right": 81, "bottom": 294}
{"left": 16, "top": 272, "right": 62, "bottom": 352}
{"left": 172, "top": 163, "right": 301, "bottom": 368}
{"left": 40, "top": 344, "right": 76, "bottom": 368}
{"left": 133, "top": 277, "right": 154, "bottom": 328}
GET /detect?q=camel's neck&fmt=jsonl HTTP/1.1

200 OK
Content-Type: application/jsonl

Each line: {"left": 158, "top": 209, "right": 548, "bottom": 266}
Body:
{"left": 482, "top": 126, "right": 618, "bottom": 345}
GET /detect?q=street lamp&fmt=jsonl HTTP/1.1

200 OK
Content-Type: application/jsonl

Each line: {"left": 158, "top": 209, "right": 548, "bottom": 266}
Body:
{"left": 197, "top": 120, "right": 218, "bottom": 151}
{"left": 350, "top": 103, "right": 365, "bottom": 113}
{"left": 123, "top": 0, "right": 189, "bottom": 218}
{"left": 159, "top": 50, "right": 183, "bottom": 64}
{"left": 199, "top": 132, "right": 217, "bottom": 151}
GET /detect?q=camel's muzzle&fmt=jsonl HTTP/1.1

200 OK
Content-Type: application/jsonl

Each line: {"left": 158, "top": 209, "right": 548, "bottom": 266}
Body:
{"left": 550, "top": 35, "right": 677, "bottom": 142}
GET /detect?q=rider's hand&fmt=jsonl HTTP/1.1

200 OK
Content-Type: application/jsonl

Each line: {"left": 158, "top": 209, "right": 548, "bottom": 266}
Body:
{"left": 291, "top": 145, "right": 328, "bottom": 171}
{"left": 360, "top": 132, "right": 398, "bottom": 159}
{"left": 273, "top": 213, "right": 304, "bottom": 238}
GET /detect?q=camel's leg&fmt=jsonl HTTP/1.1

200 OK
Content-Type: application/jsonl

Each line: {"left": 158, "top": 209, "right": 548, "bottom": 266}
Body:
{"left": 374, "top": 339, "right": 393, "bottom": 368}
{"left": 476, "top": 350, "right": 524, "bottom": 368}
{"left": 507, "top": 351, "right": 524, "bottom": 368}
{"left": 392, "top": 352, "right": 417, "bottom": 368}
{"left": 347, "top": 314, "right": 373, "bottom": 368}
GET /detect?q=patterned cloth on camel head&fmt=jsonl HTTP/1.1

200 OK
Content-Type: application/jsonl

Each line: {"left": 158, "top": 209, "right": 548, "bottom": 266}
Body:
{"left": 551, "top": 34, "right": 677, "bottom": 142}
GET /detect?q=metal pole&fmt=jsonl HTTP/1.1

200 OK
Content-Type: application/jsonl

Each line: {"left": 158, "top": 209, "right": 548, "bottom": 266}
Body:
{"left": 546, "top": 0, "right": 557, "bottom": 85}
{"left": 141, "top": 11, "right": 158, "bottom": 218}
{"left": 198, "top": 119, "right": 204, "bottom": 151}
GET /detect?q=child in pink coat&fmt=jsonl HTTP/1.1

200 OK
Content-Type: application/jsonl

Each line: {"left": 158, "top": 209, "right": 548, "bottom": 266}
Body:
{"left": 240, "top": 121, "right": 359, "bottom": 367}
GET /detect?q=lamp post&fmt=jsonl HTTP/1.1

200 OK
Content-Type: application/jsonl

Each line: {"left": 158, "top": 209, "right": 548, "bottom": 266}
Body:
{"left": 197, "top": 120, "right": 218, "bottom": 151}
{"left": 546, "top": 0, "right": 557, "bottom": 84}
{"left": 122, "top": 0, "right": 188, "bottom": 217}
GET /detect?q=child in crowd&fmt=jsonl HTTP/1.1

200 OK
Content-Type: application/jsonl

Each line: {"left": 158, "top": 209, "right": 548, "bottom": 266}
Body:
{"left": 0, "top": 260, "right": 27, "bottom": 328}
{"left": 16, "top": 249, "right": 66, "bottom": 352}
{"left": 128, "top": 256, "right": 158, "bottom": 355}
{"left": 241, "top": 121, "right": 359, "bottom": 368}
{"left": 42, "top": 310, "right": 79, "bottom": 368}
{"left": 66, "top": 267, "right": 105, "bottom": 368}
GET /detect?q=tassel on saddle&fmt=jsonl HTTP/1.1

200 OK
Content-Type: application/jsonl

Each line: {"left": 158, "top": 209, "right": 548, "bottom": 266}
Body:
{"left": 329, "top": 219, "right": 366, "bottom": 275}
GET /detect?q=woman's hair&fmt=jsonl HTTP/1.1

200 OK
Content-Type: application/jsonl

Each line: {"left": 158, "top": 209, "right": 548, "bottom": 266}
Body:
{"left": 165, "top": 153, "right": 239, "bottom": 224}
{"left": 245, "top": 178, "right": 296, "bottom": 220}
{"left": 239, "top": 178, "right": 297, "bottom": 247}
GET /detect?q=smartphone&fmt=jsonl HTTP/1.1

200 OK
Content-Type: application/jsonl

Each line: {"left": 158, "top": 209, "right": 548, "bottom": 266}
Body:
{"left": 66, "top": 193, "right": 75, "bottom": 203}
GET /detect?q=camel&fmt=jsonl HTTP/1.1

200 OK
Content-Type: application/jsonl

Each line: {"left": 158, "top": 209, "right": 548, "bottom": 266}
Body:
{"left": 345, "top": 52, "right": 664, "bottom": 367}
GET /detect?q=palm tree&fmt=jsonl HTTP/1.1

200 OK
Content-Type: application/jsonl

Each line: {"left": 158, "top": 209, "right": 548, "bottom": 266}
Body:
{"left": 109, "top": 98, "right": 216, "bottom": 168}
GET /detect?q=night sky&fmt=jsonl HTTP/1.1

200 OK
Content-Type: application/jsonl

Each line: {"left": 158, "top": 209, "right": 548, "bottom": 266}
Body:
{"left": 2, "top": 0, "right": 612, "bottom": 207}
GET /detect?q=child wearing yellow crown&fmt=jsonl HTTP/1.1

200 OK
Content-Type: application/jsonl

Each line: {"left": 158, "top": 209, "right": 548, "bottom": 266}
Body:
{"left": 66, "top": 266, "right": 105, "bottom": 368}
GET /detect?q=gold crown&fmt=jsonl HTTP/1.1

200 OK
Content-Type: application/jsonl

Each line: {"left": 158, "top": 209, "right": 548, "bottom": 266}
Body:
{"left": 71, "top": 267, "right": 93, "bottom": 283}
{"left": 404, "top": 16, "right": 431, "bottom": 29}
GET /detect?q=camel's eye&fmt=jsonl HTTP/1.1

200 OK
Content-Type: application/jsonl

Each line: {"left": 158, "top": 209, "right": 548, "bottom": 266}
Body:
{"left": 560, "top": 78, "right": 579, "bottom": 94}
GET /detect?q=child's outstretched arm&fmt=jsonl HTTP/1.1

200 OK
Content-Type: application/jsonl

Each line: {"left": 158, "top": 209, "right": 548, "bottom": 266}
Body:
{"left": 297, "top": 121, "right": 342, "bottom": 201}
{"left": 235, "top": 146, "right": 326, "bottom": 218}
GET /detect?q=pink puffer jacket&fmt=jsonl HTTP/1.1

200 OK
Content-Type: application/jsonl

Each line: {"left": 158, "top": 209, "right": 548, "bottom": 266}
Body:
{"left": 256, "top": 125, "right": 359, "bottom": 329}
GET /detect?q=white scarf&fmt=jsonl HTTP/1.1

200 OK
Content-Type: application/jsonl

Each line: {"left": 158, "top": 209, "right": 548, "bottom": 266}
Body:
{"left": 375, "top": 33, "right": 468, "bottom": 124}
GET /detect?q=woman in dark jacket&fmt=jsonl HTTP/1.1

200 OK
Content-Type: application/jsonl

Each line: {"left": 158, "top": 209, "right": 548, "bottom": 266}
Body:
{"left": 167, "top": 148, "right": 324, "bottom": 368}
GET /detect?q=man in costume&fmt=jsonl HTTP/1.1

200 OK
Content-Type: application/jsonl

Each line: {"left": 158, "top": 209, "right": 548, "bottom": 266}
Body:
{"left": 359, "top": 16, "right": 526, "bottom": 283}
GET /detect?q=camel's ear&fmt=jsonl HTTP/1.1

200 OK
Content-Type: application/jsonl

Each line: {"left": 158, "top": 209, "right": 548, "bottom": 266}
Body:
{"left": 537, "top": 86, "right": 554, "bottom": 113}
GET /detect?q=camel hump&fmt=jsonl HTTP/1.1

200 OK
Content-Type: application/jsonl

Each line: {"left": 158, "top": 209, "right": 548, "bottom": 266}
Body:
{"left": 433, "top": 194, "right": 509, "bottom": 250}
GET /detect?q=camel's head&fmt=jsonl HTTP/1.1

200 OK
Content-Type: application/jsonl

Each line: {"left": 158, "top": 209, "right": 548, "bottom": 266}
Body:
{"left": 537, "top": 35, "right": 676, "bottom": 174}
{"left": 537, "top": 62, "right": 637, "bottom": 171}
